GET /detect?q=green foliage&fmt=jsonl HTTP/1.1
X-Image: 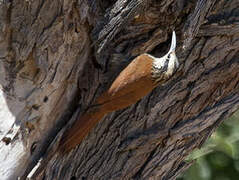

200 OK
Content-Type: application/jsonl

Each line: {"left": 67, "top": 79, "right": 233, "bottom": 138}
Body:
{"left": 178, "top": 110, "right": 239, "bottom": 180}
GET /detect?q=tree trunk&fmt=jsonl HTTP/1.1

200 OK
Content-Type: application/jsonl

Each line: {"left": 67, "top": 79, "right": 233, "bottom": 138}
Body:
{"left": 0, "top": 0, "right": 238, "bottom": 179}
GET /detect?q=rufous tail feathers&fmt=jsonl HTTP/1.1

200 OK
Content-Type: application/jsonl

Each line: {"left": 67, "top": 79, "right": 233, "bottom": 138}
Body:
{"left": 59, "top": 106, "right": 106, "bottom": 153}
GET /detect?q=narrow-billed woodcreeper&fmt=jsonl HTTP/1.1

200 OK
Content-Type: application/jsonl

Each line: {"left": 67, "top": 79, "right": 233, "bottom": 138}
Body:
{"left": 59, "top": 31, "right": 179, "bottom": 152}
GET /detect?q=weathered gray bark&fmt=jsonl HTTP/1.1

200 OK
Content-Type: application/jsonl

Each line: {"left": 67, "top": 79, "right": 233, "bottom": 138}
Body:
{"left": 0, "top": 0, "right": 238, "bottom": 179}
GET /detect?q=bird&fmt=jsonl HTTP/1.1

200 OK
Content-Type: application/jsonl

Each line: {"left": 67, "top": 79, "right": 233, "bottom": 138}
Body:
{"left": 59, "top": 31, "right": 179, "bottom": 153}
{"left": 21, "top": 31, "right": 179, "bottom": 180}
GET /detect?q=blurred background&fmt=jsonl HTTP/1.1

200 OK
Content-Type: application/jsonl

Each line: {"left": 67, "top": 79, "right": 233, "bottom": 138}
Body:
{"left": 178, "top": 110, "right": 239, "bottom": 180}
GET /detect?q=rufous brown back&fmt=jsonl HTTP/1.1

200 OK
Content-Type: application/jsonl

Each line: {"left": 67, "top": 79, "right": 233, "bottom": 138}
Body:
{"left": 59, "top": 54, "right": 157, "bottom": 152}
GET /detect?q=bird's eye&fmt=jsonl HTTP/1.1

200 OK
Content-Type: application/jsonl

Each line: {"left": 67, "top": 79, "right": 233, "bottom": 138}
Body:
{"left": 167, "top": 54, "right": 170, "bottom": 59}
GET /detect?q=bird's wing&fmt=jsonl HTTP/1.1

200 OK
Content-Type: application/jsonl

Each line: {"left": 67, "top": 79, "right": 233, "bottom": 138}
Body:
{"left": 97, "top": 54, "right": 156, "bottom": 111}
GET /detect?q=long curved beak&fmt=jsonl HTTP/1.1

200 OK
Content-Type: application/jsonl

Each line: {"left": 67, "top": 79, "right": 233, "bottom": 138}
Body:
{"left": 169, "top": 31, "right": 176, "bottom": 52}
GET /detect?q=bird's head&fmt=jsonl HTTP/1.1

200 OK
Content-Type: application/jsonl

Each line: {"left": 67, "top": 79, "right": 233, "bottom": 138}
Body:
{"left": 152, "top": 31, "right": 179, "bottom": 81}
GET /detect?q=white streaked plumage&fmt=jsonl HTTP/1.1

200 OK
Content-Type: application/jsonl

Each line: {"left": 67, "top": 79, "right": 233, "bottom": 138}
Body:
{"left": 146, "top": 31, "right": 179, "bottom": 83}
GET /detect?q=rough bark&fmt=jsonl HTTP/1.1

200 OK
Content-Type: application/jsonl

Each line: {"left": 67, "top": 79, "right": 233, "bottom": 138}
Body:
{"left": 0, "top": 0, "right": 238, "bottom": 179}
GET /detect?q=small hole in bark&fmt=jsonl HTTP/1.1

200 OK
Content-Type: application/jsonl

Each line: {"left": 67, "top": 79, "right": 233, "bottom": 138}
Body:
{"left": 43, "top": 96, "right": 48, "bottom": 102}
{"left": 32, "top": 104, "right": 39, "bottom": 110}
{"left": 68, "top": 22, "right": 74, "bottom": 29}
{"left": 81, "top": 177, "right": 86, "bottom": 180}
{"left": 2, "top": 137, "right": 11, "bottom": 145}
{"left": 70, "top": 176, "right": 76, "bottom": 180}
{"left": 187, "top": 81, "right": 195, "bottom": 89}
{"left": 30, "top": 141, "right": 38, "bottom": 155}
